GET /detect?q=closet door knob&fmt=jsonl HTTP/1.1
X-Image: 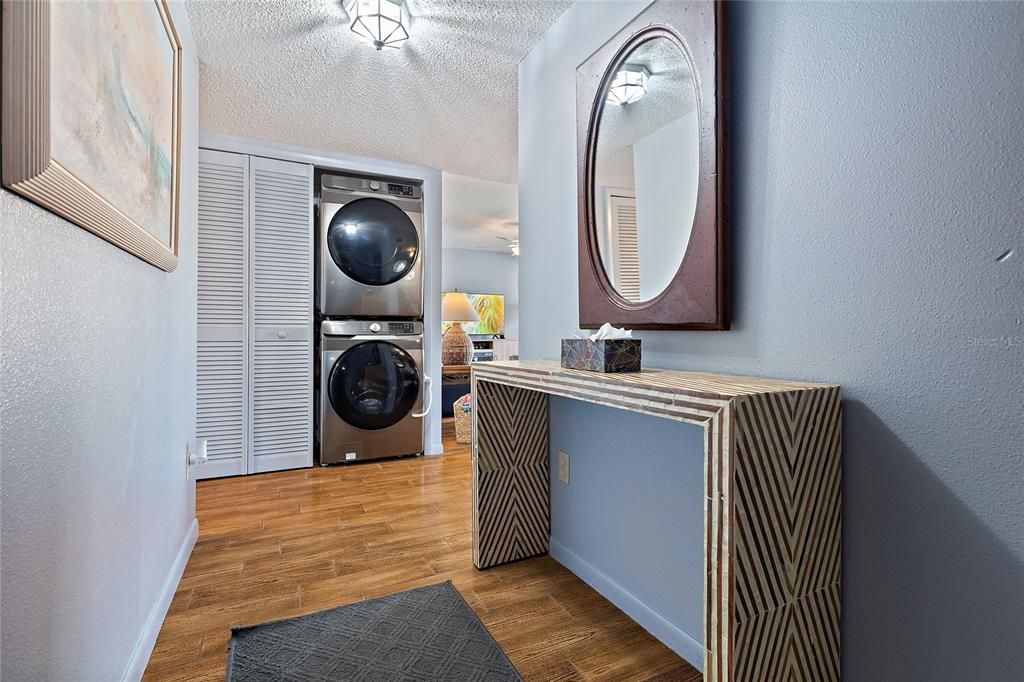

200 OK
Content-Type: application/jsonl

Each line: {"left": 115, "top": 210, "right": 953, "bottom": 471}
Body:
{"left": 277, "top": 331, "right": 287, "bottom": 339}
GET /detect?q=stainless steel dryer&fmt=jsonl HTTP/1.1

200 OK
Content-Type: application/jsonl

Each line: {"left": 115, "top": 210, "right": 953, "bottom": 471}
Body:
{"left": 318, "top": 320, "right": 430, "bottom": 464}
{"left": 318, "top": 172, "right": 424, "bottom": 318}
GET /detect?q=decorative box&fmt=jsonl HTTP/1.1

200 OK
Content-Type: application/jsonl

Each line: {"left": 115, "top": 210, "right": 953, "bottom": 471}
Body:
{"left": 560, "top": 338, "right": 641, "bottom": 373}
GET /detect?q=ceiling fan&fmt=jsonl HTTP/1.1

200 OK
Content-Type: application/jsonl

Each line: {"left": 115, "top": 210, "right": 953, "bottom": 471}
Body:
{"left": 497, "top": 235, "right": 519, "bottom": 256}
{"left": 498, "top": 237, "right": 519, "bottom": 256}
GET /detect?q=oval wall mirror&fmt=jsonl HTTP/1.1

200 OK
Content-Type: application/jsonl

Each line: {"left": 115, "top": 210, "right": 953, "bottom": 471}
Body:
{"left": 592, "top": 35, "right": 699, "bottom": 304}
{"left": 577, "top": 0, "right": 727, "bottom": 330}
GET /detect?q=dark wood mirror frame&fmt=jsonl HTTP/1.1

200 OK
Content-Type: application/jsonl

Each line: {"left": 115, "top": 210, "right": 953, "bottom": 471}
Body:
{"left": 577, "top": 0, "right": 727, "bottom": 330}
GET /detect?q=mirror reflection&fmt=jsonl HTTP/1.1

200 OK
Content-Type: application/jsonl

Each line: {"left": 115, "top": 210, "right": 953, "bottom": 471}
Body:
{"left": 593, "top": 36, "right": 699, "bottom": 303}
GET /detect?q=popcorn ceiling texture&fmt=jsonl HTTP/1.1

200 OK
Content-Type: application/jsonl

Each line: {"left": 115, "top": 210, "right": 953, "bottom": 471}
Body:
{"left": 186, "top": 0, "right": 573, "bottom": 183}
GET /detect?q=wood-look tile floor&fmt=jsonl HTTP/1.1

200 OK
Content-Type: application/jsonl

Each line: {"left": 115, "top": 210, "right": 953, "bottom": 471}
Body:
{"left": 144, "top": 420, "right": 698, "bottom": 681}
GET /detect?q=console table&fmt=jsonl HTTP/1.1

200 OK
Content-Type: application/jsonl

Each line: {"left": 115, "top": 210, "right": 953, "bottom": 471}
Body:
{"left": 470, "top": 361, "right": 841, "bottom": 682}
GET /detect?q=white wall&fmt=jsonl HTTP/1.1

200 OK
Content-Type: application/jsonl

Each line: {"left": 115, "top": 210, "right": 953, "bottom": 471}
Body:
{"left": 519, "top": 1, "right": 1024, "bottom": 679}
{"left": 633, "top": 111, "right": 698, "bottom": 299}
{"left": 0, "top": 3, "right": 199, "bottom": 679}
{"left": 519, "top": 0, "right": 653, "bottom": 349}
{"left": 441, "top": 247, "right": 519, "bottom": 340}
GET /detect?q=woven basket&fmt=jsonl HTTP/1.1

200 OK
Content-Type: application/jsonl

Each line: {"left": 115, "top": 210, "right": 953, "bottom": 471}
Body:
{"left": 453, "top": 394, "right": 472, "bottom": 444}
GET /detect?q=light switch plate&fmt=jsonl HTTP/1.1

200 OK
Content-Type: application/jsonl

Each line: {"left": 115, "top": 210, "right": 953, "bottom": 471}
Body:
{"left": 558, "top": 450, "right": 570, "bottom": 485}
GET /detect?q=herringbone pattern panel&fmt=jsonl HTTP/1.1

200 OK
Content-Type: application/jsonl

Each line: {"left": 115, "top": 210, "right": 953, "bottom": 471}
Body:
{"left": 472, "top": 381, "right": 550, "bottom": 569}
{"left": 731, "top": 389, "right": 842, "bottom": 682}
{"left": 732, "top": 585, "right": 841, "bottom": 682}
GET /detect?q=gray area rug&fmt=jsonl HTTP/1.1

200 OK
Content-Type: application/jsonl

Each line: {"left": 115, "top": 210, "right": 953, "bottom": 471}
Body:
{"left": 226, "top": 580, "right": 523, "bottom": 681}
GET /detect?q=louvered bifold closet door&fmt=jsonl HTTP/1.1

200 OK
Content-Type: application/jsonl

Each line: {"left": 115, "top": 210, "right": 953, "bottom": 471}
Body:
{"left": 196, "top": 150, "right": 249, "bottom": 479}
{"left": 610, "top": 194, "right": 640, "bottom": 300}
{"left": 249, "top": 156, "right": 314, "bottom": 474}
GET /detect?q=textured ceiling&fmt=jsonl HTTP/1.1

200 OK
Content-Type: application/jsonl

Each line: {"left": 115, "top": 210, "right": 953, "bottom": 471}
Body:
{"left": 186, "top": 0, "right": 573, "bottom": 184}
{"left": 441, "top": 172, "right": 518, "bottom": 252}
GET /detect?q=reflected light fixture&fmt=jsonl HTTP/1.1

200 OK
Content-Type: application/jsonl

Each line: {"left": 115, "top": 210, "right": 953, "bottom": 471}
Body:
{"left": 607, "top": 64, "right": 650, "bottom": 105}
{"left": 346, "top": 0, "right": 410, "bottom": 50}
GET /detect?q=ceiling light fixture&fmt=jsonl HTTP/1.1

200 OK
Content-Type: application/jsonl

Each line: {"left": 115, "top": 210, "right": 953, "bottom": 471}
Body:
{"left": 607, "top": 64, "right": 650, "bottom": 105}
{"left": 346, "top": 0, "right": 410, "bottom": 51}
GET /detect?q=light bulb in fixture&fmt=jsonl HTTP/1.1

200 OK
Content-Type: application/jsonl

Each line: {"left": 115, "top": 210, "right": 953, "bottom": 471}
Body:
{"left": 607, "top": 64, "right": 650, "bottom": 105}
{"left": 346, "top": 0, "right": 410, "bottom": 51}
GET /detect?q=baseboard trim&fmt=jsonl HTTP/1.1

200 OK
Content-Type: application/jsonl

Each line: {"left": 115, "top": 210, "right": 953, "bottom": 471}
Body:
{"left": 121, "top": 518, "right": 199, "bottom": 682}
{"left": 549, "top": 538, "right": 704, "bottom": 672}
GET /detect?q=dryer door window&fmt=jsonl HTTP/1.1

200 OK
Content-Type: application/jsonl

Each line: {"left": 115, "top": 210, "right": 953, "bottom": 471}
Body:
{"left": 327, "top": 198, "right": 419, "bottom": 286}
{"left": 329, "top": 341, "right": 420, "bottom": 430}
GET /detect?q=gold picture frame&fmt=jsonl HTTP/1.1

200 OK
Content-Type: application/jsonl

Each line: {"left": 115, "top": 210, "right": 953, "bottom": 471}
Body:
{"left": 2, "top": 0, "right": 182, "bottom": 271}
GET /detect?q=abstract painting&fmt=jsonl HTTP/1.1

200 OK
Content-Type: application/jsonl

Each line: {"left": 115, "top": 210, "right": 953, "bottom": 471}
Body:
{"left": 1, "top": 0, "right": 182, "bottom": 271}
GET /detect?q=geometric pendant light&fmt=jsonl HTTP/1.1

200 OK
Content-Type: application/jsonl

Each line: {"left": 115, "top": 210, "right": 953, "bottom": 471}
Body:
{"left": 346, "top": 0, "right": 411, "bottom": 51}
{"left": 606, "top": 64, "right": 650, "bottom": 105}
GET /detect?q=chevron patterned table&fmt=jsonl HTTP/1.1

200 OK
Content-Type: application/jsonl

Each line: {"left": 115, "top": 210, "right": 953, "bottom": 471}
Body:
{"left": 470, "top": 360, "right": 842, "bottom": 682}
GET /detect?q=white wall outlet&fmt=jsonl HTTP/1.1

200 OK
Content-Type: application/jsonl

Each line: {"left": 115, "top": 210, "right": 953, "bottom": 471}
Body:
{"left": 187, "top": 438, "right": 208, "bottom": 480}
{"left": 558, "top": 450, "right": 570, "bottom": 485}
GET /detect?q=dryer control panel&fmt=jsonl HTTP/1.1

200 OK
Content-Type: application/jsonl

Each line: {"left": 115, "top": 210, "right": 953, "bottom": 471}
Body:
{"left": 321, "top": 172, "right": 423, "bottom": 200}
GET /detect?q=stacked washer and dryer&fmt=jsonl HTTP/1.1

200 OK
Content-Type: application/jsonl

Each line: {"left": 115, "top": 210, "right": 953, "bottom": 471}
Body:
{"left": 316, "top": 172, "right": 431, "bottom": 464}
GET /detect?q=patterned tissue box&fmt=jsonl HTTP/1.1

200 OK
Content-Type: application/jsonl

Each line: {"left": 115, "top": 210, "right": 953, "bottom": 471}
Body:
{"left": 560, "top": 338, "right": 641, "bottom": 373}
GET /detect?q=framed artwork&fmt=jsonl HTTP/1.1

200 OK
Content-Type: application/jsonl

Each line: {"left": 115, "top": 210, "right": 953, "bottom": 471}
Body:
{"left": 2, "top": 0, "right": 183, "bottom": 271}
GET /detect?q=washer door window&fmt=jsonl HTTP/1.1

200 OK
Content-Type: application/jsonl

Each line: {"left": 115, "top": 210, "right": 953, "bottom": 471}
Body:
{"left": 327, "top": 198, "right": 419, "bottom": 286}
{"left": 329, "top": 341, "right": 420, "bottom": 430}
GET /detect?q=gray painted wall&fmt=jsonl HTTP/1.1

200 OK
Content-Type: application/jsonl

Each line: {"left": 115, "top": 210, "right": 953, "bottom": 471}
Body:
{"left": 442, "top": 247, "right": 520, "bottom": 340}
{"left": 519, "top": 1, "right": 1024, "bottom": 679}
{"left": 549, "top": 397, "right": 704, "bottom": 658}
{"left": 0, "top": 3, "right": 199, "bottom": 678}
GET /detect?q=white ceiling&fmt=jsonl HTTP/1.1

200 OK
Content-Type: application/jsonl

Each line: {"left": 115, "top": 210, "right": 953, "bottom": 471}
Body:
{"left": 185, "top": 0, "right": 573, "bottom": 184}
{"left": 442, "top": 172, "right": 518, "bottom": 252}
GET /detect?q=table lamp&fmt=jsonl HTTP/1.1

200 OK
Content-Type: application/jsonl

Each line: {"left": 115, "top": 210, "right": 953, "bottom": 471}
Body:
{"left": 442, "top": 291, "right": 480, "bottom": 365}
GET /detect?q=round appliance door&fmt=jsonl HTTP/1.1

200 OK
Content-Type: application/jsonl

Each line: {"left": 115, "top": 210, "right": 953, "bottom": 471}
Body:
{"left": 328, "top": 341, "right": 421, "bottom": 430}
{"left": 327, "top": 198, "right": 419, "bottom": 286}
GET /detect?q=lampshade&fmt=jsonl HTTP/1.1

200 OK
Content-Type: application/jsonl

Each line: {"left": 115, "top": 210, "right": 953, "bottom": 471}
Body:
{"left": 346, "top": 0, "right": 410, "bottom": 51}
{"left": 442, "top": 292, "right": 480, "bottom": 322}
{"left": 607, "top": 64, "right": 650, "bottom": 105}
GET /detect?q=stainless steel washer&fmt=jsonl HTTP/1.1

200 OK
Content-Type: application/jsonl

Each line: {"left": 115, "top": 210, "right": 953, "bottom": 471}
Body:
{"left": 318, "top": 172, "right": 424, "bottom": 318}
{"left": 318, "top": 320, "right": 430, "bottom": 464}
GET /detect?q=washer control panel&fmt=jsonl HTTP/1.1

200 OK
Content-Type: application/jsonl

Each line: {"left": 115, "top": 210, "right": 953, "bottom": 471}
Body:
{"left": 388, "top": 321, "right": 417, "bottom": 335}
{"left": 322, "top": 319, "right": 423, "bottom": 337}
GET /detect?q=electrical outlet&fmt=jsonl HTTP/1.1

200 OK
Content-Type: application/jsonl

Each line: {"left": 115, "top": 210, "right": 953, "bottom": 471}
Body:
{"left": 558, "top": 450, "right": 570, "bottom": 485}
{"left": 186, "top": 438, "right": 208, "bottom": 480}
